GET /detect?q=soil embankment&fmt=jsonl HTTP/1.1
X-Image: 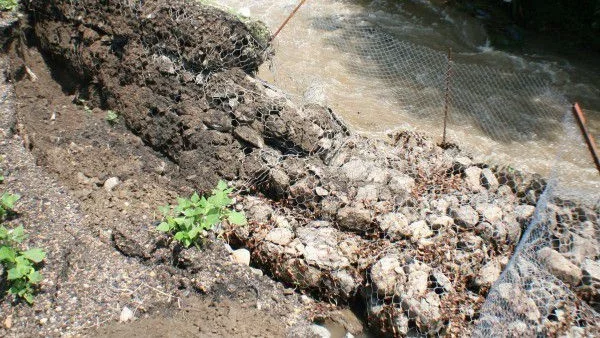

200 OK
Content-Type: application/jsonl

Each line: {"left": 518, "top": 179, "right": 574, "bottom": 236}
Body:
{"left": 1, "top": 0, "right": 598, "bottom": 337}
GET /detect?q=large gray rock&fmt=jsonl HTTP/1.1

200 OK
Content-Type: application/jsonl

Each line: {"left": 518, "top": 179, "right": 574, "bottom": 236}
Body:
{"left": 377, "top": 212, "right": 410, "bottom": 238}
{"left": 464, "top": 166, "right": 483, "bottom": 192}
{"left": 431, "top": 215, "right": 454, "bottom": 230}
{"left": 308, "top": 324, "right": 331, "bottom": 338}
{"left": 408, "top": 220, "right": 434, "bottom": 241}
{"left": 297, "top": 227, "right": 350, "bottom": 270}
{"left": 476, "top": 203, "right": 503, "bottom": 223}
{"left": 337, "top": 206, "right": 372, "bottom": 231}
{"left": 537, "top": 247, "right": 582, "bottom": 287}
{"left": 265, "top": 227, "right": 294, "bottom": 246}
{"left": 233, "top": 125, "right": 264, "bottom": 148}
{"left": 404, "top": 261, "right": 432, "bottom": 298}
{"left": 480, "top": 168, "right": 499, "bottom": 191}
{"left": 514, "top": 204, "right": 536, "bottom": 223}
{"left": 244, "top": 197, "right": 274, "bottom": 223}
{"left": 474, "top": 259, "right": 502, "bottom": 289}
{"left": 371, "top": 256, "right": 406, "bottom": 296}
{"left": 341, "top": 160, "right": 369, "bottom": 181}
{"left": 304, "top": 243, "right": 350, "bottom": 270}
{"left": 431, "top": 270, "right": 454, "bottom": 293}
{"left": 355, "top": 184, "right": 379, "bottom": 203}
{"left": 495, "top": 283, "right": 540, "bottom": 323}
{"left": 231, "top": 248, "right": 251, "bottom": 266}
{"left": 402, "top": 291, "right": 443, "bottom": 333}
{"left": 266, "top": 169, "right": 290, "bottom": 198}
{"left": 389, "top": 175, "right": 415, "bottom": 194}
{"left": 581, "top": 259, "right": 600, "bottom": 286}
{"left": 450, "top": 205, "right": 479, "bottom": 228}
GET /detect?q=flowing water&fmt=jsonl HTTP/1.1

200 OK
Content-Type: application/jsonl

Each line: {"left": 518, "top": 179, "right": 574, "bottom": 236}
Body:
{"left": 218, "top": 0, "right": 600, "bottom": 199}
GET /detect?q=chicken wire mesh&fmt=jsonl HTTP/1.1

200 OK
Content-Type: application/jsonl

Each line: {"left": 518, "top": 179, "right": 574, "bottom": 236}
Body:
{"left": 30, "top": 0, "right": 600, "bottom": 336}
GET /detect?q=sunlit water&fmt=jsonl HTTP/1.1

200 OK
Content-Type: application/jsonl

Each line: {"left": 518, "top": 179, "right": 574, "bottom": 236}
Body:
{"left": 217, "top": 0, "right": 600, "bottom": 200}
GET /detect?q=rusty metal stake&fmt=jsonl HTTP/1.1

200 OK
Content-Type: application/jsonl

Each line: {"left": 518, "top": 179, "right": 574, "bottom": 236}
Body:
{"left": 573, "top": 103, "right": 600, "bottom": 175}
{"left": 271, "top": 0, "right": 308, "bottom": 42}
{"left": 442, "top": 48, "right": 453, "bottom": 146}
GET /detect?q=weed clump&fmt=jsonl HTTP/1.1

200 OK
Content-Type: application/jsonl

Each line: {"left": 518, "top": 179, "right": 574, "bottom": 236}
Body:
{"left": 157, "top": 180, "right": 247, "bottom": 247}
{"left": 0, "top": 193, "right": 46, "bottom": 304}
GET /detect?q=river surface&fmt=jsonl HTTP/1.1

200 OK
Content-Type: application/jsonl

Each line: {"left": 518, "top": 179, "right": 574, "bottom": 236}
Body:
{"left": 218, "top": 0, "right": 600, "bottom": 200}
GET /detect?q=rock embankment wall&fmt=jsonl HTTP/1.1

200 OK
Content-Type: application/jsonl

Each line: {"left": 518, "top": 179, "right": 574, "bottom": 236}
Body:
{"left": 17, "top": 0, "right": 599, "bottom": 336}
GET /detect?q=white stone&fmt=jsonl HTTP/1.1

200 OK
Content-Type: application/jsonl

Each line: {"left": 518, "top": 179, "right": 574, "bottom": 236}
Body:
{"left": 389, "top": 175, "right": 415, "bottom": 193}
{"left": 120, "top": 306, "right": 134, "bottom": 322}
{"left": 371, "top": 256, "right": 405, "bottom": 296}
{"left": 309, "top": 324, "right": 331, "bottom": 338}
{"left": 464, "top": 166, "right": 484, "bottom": 191}
{"left": 265, "top": 227, "right": 294, "bottom": 246}
{"left": 474, "top": 259, "right": 502, "bottom": 288}
{"left": 355, "top": 185, "right": 378, "bottom": 203}
{"left": 231, "top": 249, "right": 251, "bottom": 266}
{"left": 103, "top": 177, "right": 120, "bottom": 191}
{"left": 537, "top": 247, "right": 582, "bottom": 286}
{"left": 480, "top": 168, "right": 499, "bottom": 191}
{"left": 409, "top": 220, "right": 433, "bottom": 240}
{"left": 431, "top": 215, "right": 454, "bottom": 230}
{"left": 476, "top": 203, "right": 503, "bottom": 223}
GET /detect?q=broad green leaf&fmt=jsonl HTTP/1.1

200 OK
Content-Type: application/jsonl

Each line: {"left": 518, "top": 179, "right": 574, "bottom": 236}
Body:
{"left": 174, "top": 231, "right": 187, "bottom": 241}
{"left": 183, "top": 207, "right": 203, "bottom": 217}
{"left": 23, "top": 293, "right": 34, "bottom": 304}
{"left": 188, "top": 226, "right": 201, "bottom": 239}
{"left": 173, "top": 217, "right": 188, "bottom": 225}
{"left": 22, "top": 248, "right": 46, "bottom": 263}
{"left": 28, "top": 270, "right": 43, "bottom": 284}
{"left": 0, "top": 245, "right": 16, "bottom": 262}
{"left": 15, "top": 255, "right": 32, "bottom": 267}
{"left": 190, "top": 192, "right": 200, "bottom": 203}
{"left": 204, "top": 212, "right": 220, "bottom": 227}
{"left": 7, "top": 265, "right": 30, "bottom": 280}
{"left": 9, "top": 226, "right": 26, "bottom": 243}
{"left": 157, "top": 222, "right": 171, "bottom": 232}
{"left": 216, "top": 180, "right": 228, "bottom": 191}
{"left": 0, "top": 225, "right": 8, "bottom": 239}
{"left": 1, "top": 192, "right": 20, "bottom": 209}
{"left": 228, "top": 211, "right": 247, "bottom": 225}
{"left": 158, "top": 205, "right": 171, "bottom": 217}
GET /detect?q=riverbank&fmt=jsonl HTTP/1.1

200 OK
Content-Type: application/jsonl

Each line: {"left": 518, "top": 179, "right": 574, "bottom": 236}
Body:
{"left": 1, "top": 1, "right": 598, "bottom": 336}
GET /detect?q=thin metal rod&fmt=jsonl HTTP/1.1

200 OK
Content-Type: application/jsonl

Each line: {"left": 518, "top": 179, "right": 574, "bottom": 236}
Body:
{"left": 271, "top": 0, "right": 308, "bottom": 41}
{"left": 442, "top": 48, "right": 453, "bottom": 145}
{"left": 573, "top": 102, "right": 600, "bottom": 175}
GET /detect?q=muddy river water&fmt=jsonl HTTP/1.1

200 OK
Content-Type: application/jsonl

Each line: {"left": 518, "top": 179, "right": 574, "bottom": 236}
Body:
{"left": 218, "top": 0, "right": 600, "bottom": 199}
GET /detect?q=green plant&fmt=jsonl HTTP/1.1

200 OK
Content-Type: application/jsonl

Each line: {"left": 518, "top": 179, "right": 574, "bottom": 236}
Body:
{"left": 0, "top": 225, "right": 45, "bottom": 304}
{"left": 0, "top": 0, "right": 18, "bottom": 11}
{"left": 157, "top": 181, "right": 247, "bottom": 247}
{"left": 0, "top": 192, "right": 19, "bottom": 220}
{"left": 106, "top": 110, "right": 119, "bottom": 125}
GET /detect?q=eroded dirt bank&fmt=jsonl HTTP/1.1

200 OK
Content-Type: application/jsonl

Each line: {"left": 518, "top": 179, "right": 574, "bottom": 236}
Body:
{"left": 2, "top": 0, "right": 599, "bottom": 337}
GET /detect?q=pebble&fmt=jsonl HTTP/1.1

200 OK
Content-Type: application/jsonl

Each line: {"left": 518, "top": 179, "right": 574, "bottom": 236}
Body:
{"left": 4, "top": 315, "right": 12, "bottom": 329}
{"left": 103, "top": 177, "right": 120, "bottom": 191}
{"left": 119, "top": 306, "right": 134, "bottom": 322}
{"left": 231, "top": 248, "right": 251, "bottom": 266}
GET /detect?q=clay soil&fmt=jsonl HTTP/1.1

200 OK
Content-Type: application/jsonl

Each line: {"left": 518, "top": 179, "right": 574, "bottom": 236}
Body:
{"left": 0, "top": 23, "right": 313, "bottom": 338}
